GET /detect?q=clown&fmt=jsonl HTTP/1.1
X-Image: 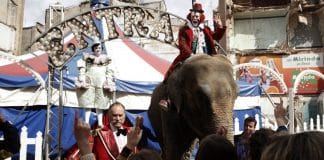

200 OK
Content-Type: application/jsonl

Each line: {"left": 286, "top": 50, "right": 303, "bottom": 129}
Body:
{"left": 159, "top": 3, "right": 226, "bottom": 108}
{"left": 163, "top": 2, "right": 226, "bottom": 81}
{"left": 75, "top": 37, "right": 116, "bottom": 127}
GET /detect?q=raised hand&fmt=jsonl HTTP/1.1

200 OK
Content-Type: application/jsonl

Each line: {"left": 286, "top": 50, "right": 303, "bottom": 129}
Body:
{"left": 74, "top": 111, "right": 92, "bottom": 155}
{"left": 213, "top": 14, "right": 223, "bottom": 29}
{"left": 274, "top": 98, "right": 288, "bottom": 127}
{"left": 126, "top": 116, "right": 143, "bottom": 150}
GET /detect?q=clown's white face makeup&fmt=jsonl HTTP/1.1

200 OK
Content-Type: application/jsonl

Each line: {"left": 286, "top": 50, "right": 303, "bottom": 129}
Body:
{"left": 190, "top": 11, "right": 201, "bottom": 27}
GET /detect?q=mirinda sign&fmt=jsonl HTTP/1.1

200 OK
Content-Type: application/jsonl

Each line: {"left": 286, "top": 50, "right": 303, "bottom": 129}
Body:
{"left": 239, "top": 53, "right": 324, "bottom": 95}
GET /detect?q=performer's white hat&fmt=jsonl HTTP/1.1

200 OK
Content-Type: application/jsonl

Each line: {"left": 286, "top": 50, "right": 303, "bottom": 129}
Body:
{"left": 91, "top": 37, "right": 101, "bottom": 51}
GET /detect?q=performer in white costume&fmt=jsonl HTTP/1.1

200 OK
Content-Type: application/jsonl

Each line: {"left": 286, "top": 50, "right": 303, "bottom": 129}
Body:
{"left": 75, "top": 37, "right": 116, "bottom": 127}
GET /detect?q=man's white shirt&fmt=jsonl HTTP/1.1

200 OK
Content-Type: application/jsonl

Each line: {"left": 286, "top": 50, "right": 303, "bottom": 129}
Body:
{"left": 110, "top": 124, "right": 127, "bottom": 152}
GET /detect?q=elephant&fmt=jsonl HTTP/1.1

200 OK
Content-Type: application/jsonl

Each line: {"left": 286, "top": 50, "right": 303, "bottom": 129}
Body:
{"left": 148, "top": 54, "right": 238, "bottom": 160}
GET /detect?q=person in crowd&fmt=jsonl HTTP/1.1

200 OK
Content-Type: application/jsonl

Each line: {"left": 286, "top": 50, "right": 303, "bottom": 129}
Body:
{"left": 261, "top": 131, "right": 324, "bottom": 160}
{"left": 73, "top": 112, "right": 93, "bottom": 160}
{"left": 75, "top": 37, "right": 116, "bottom": 127}
{"left": 0, "top": 113, "right": 20, "bottom": 159}
{"left": 247, "top": 97, "right": 289, "bottom": 160}
{"left": 274, "top": 97, "right": 289, "bottom": 133}
{"left": 159, "top": 2, "right": 227, "bottom": 107}
{"left": 127, "top": 149, "right": 162, "bottom": 160}
{"left": 234, "top": 116, "right": 257, "bottom": 160}
{"left": 195, "top": 134, "right": 237, "bottom": 160}
{"left": 248, "top": 128, "right": 275, "bottom": 160}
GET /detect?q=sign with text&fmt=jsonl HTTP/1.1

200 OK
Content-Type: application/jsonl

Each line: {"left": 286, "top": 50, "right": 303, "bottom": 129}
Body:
{"left": 239, "top": 53, "right": 324, "bottom": 94}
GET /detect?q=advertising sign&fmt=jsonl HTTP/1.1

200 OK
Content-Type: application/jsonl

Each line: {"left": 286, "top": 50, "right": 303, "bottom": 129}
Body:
{"left": 239, "top": 53, "right": 324, "bottom": 94}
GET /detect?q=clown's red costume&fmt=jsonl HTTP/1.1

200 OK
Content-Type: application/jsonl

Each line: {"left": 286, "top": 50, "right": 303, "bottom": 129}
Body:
{"left": 164, "top": 3, "right": 226, "bottom": 80}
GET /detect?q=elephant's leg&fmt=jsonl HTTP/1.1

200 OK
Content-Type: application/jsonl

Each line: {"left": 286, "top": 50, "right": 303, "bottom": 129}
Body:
{"left": 183, "top": 138, "right": 199, "bottom": 160}
{"left": 148, "top": 84, "right": 167, "bottom": 155}
{"left": 162, "top": 111, "right": 195, "bottom": 160}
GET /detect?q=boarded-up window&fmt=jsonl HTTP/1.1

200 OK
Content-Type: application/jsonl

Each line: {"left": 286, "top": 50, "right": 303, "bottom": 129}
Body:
{"left": 0, "top": 0, "right": 8, "bottom": 23}
{"left": 289, "top": 13, "right": 323, "bottom": 48}
{"left": 304, "top": 0, "right": 320, "bottom": 4}
{"left": 233, "top": 0, "right": 290, "bottom": 6}
{"left": 231, "top": 16, "right": 286, "bottom": 50}
{"left": 7, "top": 0, "right": 17, "bottom": 26}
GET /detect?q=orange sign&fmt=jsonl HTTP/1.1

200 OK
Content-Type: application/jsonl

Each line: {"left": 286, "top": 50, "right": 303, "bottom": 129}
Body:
{"left": 239, "top": 53, "right": 324, "bottom": 94}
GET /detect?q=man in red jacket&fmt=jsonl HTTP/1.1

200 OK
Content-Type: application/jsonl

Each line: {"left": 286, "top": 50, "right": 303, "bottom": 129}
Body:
{"left": 92, "top": 101, "right": 134, "bottom": 160}
{"left": 160, "top": 3, "right": 227, "bottom": 107}
{"left": 66, "top": 102, "right": 135, "bottom": 160}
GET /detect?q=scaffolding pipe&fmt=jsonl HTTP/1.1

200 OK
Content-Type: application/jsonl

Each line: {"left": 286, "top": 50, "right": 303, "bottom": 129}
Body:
{"left": 44, "top": 68, "right": 53, "bottom": 159}
{"left": 57, "top": 68, "right": 64, "bottom": 159}
{"left": 288, "top": 88, "right": 295, "bottom": 134}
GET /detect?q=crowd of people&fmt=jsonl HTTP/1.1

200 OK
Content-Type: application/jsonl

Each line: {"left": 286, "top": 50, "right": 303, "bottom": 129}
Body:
{"left": 73, "top": 99, "right": 324, "bottom": 160}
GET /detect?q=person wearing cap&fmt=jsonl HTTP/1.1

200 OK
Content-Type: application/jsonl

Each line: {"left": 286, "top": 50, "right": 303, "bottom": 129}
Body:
{"left": 75, "top": 37, "right": 116, "bottom": 127}
{"left": 163, "top": 3, "right": 226, "bottom": 81}
{"left": 159, "top": 3, "right": 226, "bottom": 107}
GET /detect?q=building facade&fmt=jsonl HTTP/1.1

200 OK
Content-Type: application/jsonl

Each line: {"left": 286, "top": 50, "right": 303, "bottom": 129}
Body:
{"left": 0, "top": 0, "right": 25, "bottom": 55}
{"left": 219, "top": 0, "right": 324, "bottom": 130}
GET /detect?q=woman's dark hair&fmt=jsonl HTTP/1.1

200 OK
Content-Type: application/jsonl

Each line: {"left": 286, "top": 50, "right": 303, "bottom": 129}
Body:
{"left": 196, "top": 134, "right": 237, "bottom": 160}
{"left": 248, "top": 128, "right": 275, "bottom": 160}
{"left": 91, "top": 43, "right": 101, "bottom": 52}
{"left": 128, "top": 149, "right": 162, "bottom": 160}
{"left": 261, "top": 131, "right": 324, "bottom": 160}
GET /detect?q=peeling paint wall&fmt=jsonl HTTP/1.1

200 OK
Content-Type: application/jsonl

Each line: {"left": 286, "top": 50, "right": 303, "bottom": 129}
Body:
{"left": 231, "top": 17, "right": 286, "bottom": 50}
{"left": 317, "top": 10, "right": 324, "bottom": 46}
{"left": 233, "top": 0, "right": 291, "bottom": 7}
{"left": 288, "top": 13, "right": 323, "bottom": 48}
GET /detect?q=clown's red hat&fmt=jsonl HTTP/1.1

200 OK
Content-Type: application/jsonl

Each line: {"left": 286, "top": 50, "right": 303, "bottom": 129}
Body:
{"left": 190, "top": 3, "right": 204, "bottom": 13}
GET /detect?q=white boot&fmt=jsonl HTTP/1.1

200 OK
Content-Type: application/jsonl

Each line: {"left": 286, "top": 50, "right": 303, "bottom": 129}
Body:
{"left": 96, "top": 109, "right": 103, "bottom": 128}
{"left": 85, "top": 108, "right": 92, "bottom": 124}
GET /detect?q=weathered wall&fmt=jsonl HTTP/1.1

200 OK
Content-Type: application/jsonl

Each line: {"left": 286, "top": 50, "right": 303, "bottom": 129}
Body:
{"left": 317, "top": 9, "right": 324, "bottom": 46}
{"left": 0, "top": 23, "right": 15, "bottom": 52}
{"left": 21, "top": 24, "right": 43, "bottom": 53}
{"left": 233, "top": 0, "right": 290, "bottom": 7}
{"left": 0, "top": 0, "right": 9, "bottom": 23}
{"left": 0, "top": 0, "right": 25, "bottom": 55}
{"left": 288, "top": 13, "right": 323, "bottom": 48}
{"left": 231, "top": 17, "right": 286, "bottom": 50}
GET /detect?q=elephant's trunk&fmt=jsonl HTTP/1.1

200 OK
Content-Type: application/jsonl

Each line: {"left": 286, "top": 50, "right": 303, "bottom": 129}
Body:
{"left": 212, "top": 101, "right": 234, "bottom": 143}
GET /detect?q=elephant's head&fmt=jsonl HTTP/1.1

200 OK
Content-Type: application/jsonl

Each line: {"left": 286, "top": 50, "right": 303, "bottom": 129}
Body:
{"left": 166, "top": 55, "right": 238, "bottom": 142}
{"left": 148, "top": 55, "right": 238, "bottom": 160}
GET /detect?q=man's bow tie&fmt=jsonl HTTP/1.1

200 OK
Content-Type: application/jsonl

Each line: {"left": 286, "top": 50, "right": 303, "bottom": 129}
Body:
{"left": 116, "top": 128, "right": 128, "bottom": 136}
